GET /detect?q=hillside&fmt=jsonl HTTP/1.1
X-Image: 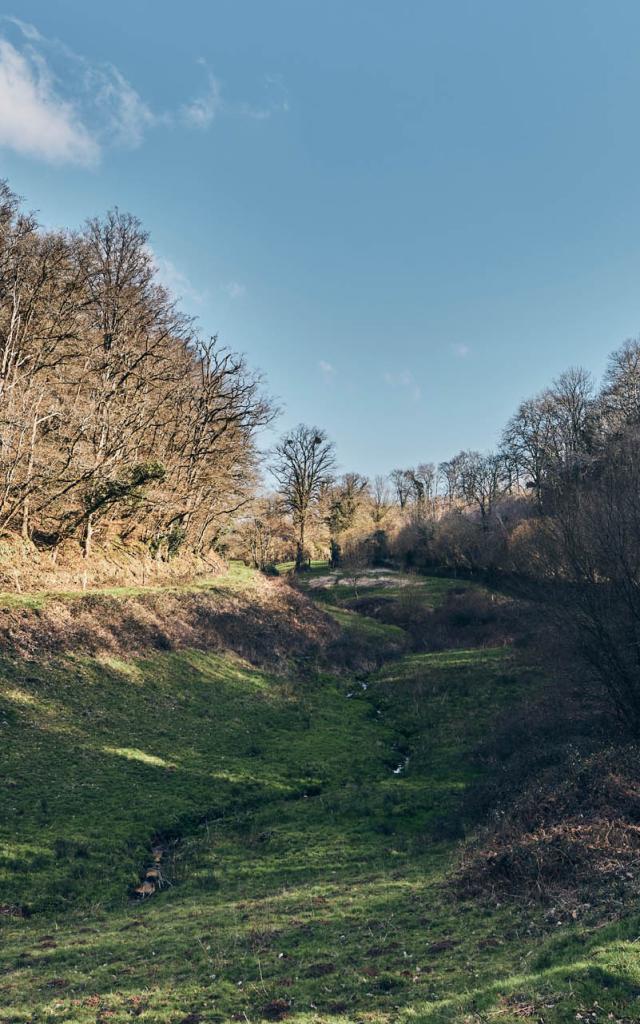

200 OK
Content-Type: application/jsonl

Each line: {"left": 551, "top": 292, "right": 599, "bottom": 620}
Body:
{"left": 1, "top": 566, "right": 639, "bottom": 1023}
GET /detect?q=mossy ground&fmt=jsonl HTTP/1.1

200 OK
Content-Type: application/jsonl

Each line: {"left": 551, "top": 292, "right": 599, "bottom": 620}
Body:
{"left": 1, "top": 565, "right": 640, "bottom": 1022}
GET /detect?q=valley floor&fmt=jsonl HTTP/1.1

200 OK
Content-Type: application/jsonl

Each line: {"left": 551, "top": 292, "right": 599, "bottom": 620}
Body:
{"left": 1, "top": 565, "right": 639, "bottom": 1023}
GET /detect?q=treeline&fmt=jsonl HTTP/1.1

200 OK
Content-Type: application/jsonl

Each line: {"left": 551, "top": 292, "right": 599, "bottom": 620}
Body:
{"left": 235, "top": 340, "right": 640, "bottom": 728}
{"left": 0, "top": 182, "right": 272, "bottom": 559}
{"left": 378, "top": 345, "right": 640, "bottom": 581}
{"left": 247, "top": 343, "right": 640, "bottom": 576}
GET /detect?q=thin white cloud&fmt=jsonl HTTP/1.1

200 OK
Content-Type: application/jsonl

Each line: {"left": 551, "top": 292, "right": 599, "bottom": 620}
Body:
{"left": 0, "top": 38, "right": 99, "bottom": 165}
{"left": 0, "top": 20, "right": 289, "bottom": 166}
{"left": 149, "top": 250, "right": 241, "bottom": 306}
{"left": 319, "top": 360, "right": 335, "bottom": 379}
{"left": 4, "top": 16, "right": 43, "bottom": 42}
{"left": 0, "top": 19, "right": 156, "bottom": 164}
{"left": 384, "top": 369, "right": 422, "bottom": 402}
{"left": 183, "top": 62, "right": 289, "bottom": 129}
{"left": 150, "top": 250, "right": 206, "bottom": 305}
{"left": 88, "top": 64, "right": 156, "bottom": 148}
{"left": 182, "top": 65, "right": 221, "bottom": 129}
{"left": 452, "top": 343, "right": 471, "bottom": 358}
{"left": 224, "top": 281, "right": 246, "bottom": 300}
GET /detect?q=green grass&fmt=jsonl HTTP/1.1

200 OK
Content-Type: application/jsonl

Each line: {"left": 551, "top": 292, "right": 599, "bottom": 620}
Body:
{"left": 282, "top": 565, "right": 472, "bottom": 648}
{"left": 276, "top": 561, "right": 467, "bottom": 609}
{"left": 325, "top": 604, "right": 409, "bottom": 646}
{"left": 2, "top": 567, "right": 640, "bottom": 1022}
{"left": 275, "top": 559, "right": 329, "bottom": 575}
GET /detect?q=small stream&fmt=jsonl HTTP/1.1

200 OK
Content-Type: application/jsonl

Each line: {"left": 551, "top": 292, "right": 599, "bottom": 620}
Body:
{"left": 132, "top": 582, "right": 411, "bottom": 900}
{"left": 130, "top": 840, "right": 171, "bottom": 899}
{"left": 393, "top": 755, "right": 410, "bottom": 776}
{"left": 344, "top": 673, "right": 410, "bottom": 776}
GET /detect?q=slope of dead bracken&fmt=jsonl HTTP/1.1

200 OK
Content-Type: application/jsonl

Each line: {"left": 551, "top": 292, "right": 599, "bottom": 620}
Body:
{"left": 0, "top": 533, "right": 225, "bottom": 596}
{"left": 0, "top": 562, "right": 340, "bottom": 667}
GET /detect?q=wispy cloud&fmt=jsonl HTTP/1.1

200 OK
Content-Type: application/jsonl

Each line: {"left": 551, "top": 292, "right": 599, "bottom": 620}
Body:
{"left": 319, "top": 360, "right": 335, "bottom": 379}
{"left": 150, "top": 249, "right": 206, "bottom": 305}
{"left": 0, "top": 20, "right": 289, "bottom": 167}
{"left": 150, "top": 255, "right": 244, "bottom": 307}
{"left": 5, "top": 16, "right": 43, "bottom": 42}
{"left": 0, "top": 18, "right": 155, "bottom": 164}
{"left": 182, "top": 63, "right": 221, "bottom": 129}
{"left": 451, "top": 343, "right": 471, "bottom": 358}
{"left": 89, "top": 64, "right": 156, "bottom": 148}
{"left": 0, "top": 37, "right": 99, "bottom": 165}
{"left": 383, "top": 369, "right": 422, "bottom": 402}
{"left": 224, "top": 281, "right": 246, "bottom": 300}
{"left": 184, "top": 62, "right": 289, "bottom": 128}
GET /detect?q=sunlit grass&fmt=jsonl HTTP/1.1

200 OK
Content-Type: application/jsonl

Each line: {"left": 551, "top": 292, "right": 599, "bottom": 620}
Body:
{"left": 102, "top": 746, "right": 175, "bottom": 767}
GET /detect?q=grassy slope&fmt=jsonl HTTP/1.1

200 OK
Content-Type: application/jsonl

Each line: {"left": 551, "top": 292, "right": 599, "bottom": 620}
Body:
{"left": 1, "top": 567, "right": 639, "bottom": 1022}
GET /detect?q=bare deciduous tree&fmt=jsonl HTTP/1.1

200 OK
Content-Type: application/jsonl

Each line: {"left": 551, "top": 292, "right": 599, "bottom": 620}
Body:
{"left": 389, "top": 468, "right": 412, "bottom": 509}
{"left": 271, "top": 424, "right": 335, "bottom": 570}
{"left": 0, "top": 183, "right": 274, "bottom": 562}
{"left": 371, "top": 474, "right": 391, "bottom": 524}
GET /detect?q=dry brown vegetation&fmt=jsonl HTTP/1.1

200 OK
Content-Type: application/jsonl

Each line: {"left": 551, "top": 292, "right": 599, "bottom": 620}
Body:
{"left": 0, "top": 570, "right": 339, "bottom": 666}
{"left": 0, "top": 182, "right": 272, "bottom": 562}
{"left": 452, "top": 639, "right": 640, "bottom": 912}
{"left": 458, "top": 742, "right": 640, "bottom": 913}
{"left": 354, "top": 586, "right": 523, "bottom": 652}
{"left": 0, "top": 534, "right": 225, "bottom": 594}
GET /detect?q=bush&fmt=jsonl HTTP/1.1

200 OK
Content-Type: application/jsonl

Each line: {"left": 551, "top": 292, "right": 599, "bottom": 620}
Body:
{"left": 361, "top": 588, "right": 522, "bottom": 652}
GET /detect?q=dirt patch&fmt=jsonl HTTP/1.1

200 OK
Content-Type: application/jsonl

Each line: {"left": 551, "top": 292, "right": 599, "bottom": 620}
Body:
{"left": 349, "top": 595, "right": 395, "bottom": 617}
{"left": 426, "top": 938, "right": 458, "bottom": 955}
{"left": 261, "top": 999, "right": 291, "bottom": 1020}
{"left": 305, "top": 962, "right": 336, "bottom": 977}
{"left": 0, "top": 903, "right": 30, "bottom": 918}
{"left": 308, "top": 570, "right": 409, "bottom": 590}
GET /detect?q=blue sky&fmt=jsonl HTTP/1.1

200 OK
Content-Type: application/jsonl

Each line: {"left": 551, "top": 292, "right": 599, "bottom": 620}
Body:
{"left": 1, "top": 1, "right": 640, "bottom": 476}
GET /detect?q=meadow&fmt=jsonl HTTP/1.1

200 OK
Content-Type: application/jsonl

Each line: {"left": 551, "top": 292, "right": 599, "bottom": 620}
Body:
{"left": 1, "top": 565, "right": 639, "bottom": 1023}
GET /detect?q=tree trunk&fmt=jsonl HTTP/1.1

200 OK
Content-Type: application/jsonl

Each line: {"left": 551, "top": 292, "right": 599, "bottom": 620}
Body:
{"left": 21, "top": 412, "right": 39, "bottom": 541}
{"left": 295, "top": 518, "right": 306, "bottom": 571}
{"left": 83, "top": 514, "right": 93, "bottom": 559}
{"left": 21, "top": 497, "right": 29, "bottom": 541}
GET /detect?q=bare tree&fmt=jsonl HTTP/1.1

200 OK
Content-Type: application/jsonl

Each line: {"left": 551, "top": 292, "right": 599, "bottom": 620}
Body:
{"left": 371, "top": 474, "right": 391, "bottom": 524}
{"left": 0, "top": 184, "right": 275, "bottom": 564}
{"left": 403, "top": 463, "right": 437, "bottom": 519}
{"left": 416, "top": 462, "right": 436, "bottom": 502}
{"left": 599, "top": 338, "right": 640, "bottom": 434}
{"left": 551, "top": 366, "right": 594, "bottom": 459}
{"left": 502, "top": 368, "right": 594, "bottom": 509}
{"left": 389, "top": 468, "right": 412, "bottom": 509}
{"left": 271, "top": 424, "right": 335, "bottom": 570}
{"left": 456, "top": 450, "right": 509, "bottom": 526}
{"left": 502, "top": 394, "right": 557, "bottom": 506}
{"left": 437, "top": 459, "right": 461, "bottom": 506}
{"left": 326, "top": 472, "right": 368, "bottom": 566}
